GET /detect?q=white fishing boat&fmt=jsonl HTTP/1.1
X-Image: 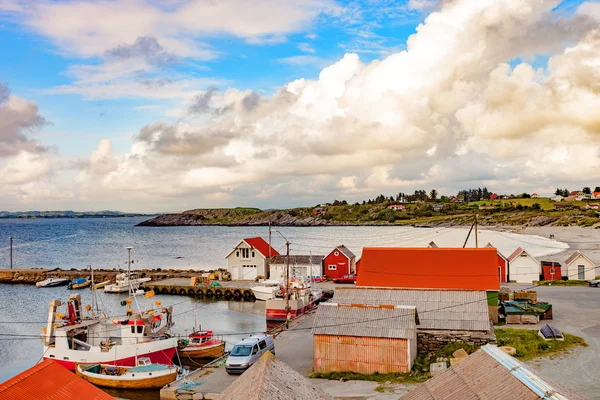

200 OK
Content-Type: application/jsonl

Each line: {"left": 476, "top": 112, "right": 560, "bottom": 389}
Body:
{"left": 76, "top": 357, "right": 178, "bottom": 389}
{"left": 250, "top": 279, "right": 283, "bottom": 301}
{"left": 41, "top": 293, "right": 177, "bottom": 371}
{"left": 104, "top": 272, "right": 151, "bottom": 293}
{"left": 36, "top": 277, "right": 69, "bottom": 288}
{"left": 265, "top": 278, "right": 321, "bottom": 322}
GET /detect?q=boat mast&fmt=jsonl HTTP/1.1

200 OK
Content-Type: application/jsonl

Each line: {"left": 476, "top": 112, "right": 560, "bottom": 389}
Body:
{"left": 127, "top": 246, "right": 133, "bottom": 298}
{"left": 89, "top": 265, "right": 97, "bottom": 317}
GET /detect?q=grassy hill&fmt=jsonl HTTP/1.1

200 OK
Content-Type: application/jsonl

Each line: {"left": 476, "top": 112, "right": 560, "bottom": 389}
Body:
{"left": 137, "top": 199, "right": 600, "bottom": 227}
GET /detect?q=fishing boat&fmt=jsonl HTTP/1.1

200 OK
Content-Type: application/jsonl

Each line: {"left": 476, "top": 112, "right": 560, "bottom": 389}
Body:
{"left": 36, "top": 277, "right": 69, "bottom": 288}
{"left": 179, "top": 330, "right": 225, "bottom": 360}
{"left": 76, "top": 357, "right": 178, "bottom": 389}
{"left": 68, "top": 277, "right": 91, "bottom": 290}
{"left": 42, "top": 292, "right": 177, "bottom": 371}
{"left": 265, "top": 278, "right": 322, "bottom": 322}
{"left": 93, "top": 280, "right": 111, "bottom": 290}
{"left": 104, "top": 272, "right": 151, "bottom": 293}
{"left": 250, "top": 279, "right": 283, "bottom": 301}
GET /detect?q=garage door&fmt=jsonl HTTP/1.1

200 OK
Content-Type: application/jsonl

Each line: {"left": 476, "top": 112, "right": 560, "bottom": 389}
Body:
{"left": 242, "top": 265, "right": 257, "bottom": 280}
{"left": 230, "top": 266, "right": 239, "bottom": 280}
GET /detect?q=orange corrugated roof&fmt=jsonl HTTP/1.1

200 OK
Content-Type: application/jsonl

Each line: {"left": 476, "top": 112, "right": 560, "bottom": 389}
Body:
{"left": 0, "top": 359, "right": 114, "bottom": 400}
{"left": 356, "top": 248, "right": 500, "bottom": 291}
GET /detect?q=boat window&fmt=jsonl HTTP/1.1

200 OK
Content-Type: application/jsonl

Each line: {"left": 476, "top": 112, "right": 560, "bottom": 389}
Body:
{"left": 192, "top": 338, "right": 201, "bottom": 344}
{"left": 131, "top": 326, "right": 135, "bottom": 334}
{"left": 258, "top": 340, "right": 266, "bottom": 350}
{"left": 137, "top": 326, "right": 144, "bottom": 334}
{"left": 230, "top": 345, "right": 252, "bottom": 356}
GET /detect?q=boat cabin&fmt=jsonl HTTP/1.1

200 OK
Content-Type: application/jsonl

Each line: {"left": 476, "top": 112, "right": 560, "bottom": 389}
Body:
{"left": 189, "top": 331, "right": 215, "bottom": 345}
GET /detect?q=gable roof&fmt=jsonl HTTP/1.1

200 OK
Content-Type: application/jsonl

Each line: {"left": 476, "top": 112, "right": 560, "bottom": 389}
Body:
{"left": 329, "top": 245, "right": 355, "bottom": 260}
{"left": 484, "top": 243, "right": 508, "bottom": 262}
{"left": 225, "top": 237, "right": 280, "bottom": 259}
{"left": 333, "top": 287, "right": 491, "bottom": 331}
{"left": 507, "top": 247, "right": 538, "bottom": 263}
{"left": 564, "top": 251, "right": 596, "bottom": 267}
{"left": 403, "top": 345, "right": 585, "bottom": 400}
{"left": 269, "top": 255, "right": 324, "bottom": 265}
{"left": 0, "top": 359, "right": 114, "bottom": 400}
{"left": 356, "top": 248, "right": 500, "bottom": 291}
{"left": 217, "top": 352, "right": 331, "bottom": 400}
{"left": 569, "top": 190, "right": 584, "bottom": 196}
{"left": 312, "top": 303, "right": 418, "bottom": 339}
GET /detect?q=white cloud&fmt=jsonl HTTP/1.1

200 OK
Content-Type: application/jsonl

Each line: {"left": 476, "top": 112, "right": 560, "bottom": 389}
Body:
{"left": 278, "top": 55, "right": 330, "bottom": 68}
{"left": 297, "top": 42, "right": 316, "bottom": 53}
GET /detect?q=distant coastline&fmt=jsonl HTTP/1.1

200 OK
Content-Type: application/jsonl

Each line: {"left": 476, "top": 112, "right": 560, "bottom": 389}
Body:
{"left": 0, "top": 211, "right": 155, "bottom": 219}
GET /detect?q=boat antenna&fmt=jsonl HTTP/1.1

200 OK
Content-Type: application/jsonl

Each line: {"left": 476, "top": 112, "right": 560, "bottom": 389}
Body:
{"left": 89, "top": 265, "right": 97, "bottom": 317}
{"left": 127, "top": 247, "right": 133, "bottom": 298}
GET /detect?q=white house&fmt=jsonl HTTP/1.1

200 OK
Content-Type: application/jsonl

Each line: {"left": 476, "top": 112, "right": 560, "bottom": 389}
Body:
{"left": 507, "top": 247, "right": 540, "bottom": 283}
{"left": 531, "top": 193, "right": 539, "bottom": 198}
{"left": 564, "top": 251, "right": 597, "bottom": 281}
{"left": 225, "top": 237, "right": 279, "bottom": 280}
{"left": 269, "top": 255, "right": 324, "bottom": 280}
{"left": 550, "top": 195, "right": 564, "bottom": 202}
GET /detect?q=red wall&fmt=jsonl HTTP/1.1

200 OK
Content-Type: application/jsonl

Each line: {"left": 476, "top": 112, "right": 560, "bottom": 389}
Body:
{"left": 324, "top": 250, "right": 350, "bottom": 279}
{"left": 542, "top": 265, "right": 562, "bottom": 281}
{"left": 497, "top": 254, "right": 507, "bottom": 283}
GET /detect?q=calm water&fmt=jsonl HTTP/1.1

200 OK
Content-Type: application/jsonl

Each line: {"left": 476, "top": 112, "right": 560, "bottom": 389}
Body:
{"left": 0, "top": 218, "right": 568, "bottom": 270}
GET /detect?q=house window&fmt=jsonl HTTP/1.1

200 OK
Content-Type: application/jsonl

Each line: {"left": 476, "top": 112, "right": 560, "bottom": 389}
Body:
{"left": 236, "top": 251, "right": 239, "bottom": 257}
{"left": 334, "top": 251, "right": 339, "bottom": 256}
{"left": 241, "top": 248, "right": 250, "bottom": 259}
{"left": 252, "top": 251, "right": 255, "bottom": 258}
{"left": 550, "top": 267, "right": 555, "bottom": 275}
{"left": 520, "top": 253, "right": 528, "bottom": 257}
{"left": 328, "top": 265, "right": 337, "bottom": 270}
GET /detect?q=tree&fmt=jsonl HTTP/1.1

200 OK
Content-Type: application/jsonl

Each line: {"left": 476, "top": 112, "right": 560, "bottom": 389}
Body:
{"left": 562, "top": 189, "right": 569, "bottom": 197}
{"left": 430, "top": 189, "right": 438, "bottom": 200}
{"left": 583, "top": 187, "right": 591, "bottom": 195}
{"left": 440, "top": 195, "right": 449, "bottom": 203}
{"left": 595, "top": 187, "right": 600, "bottom": 193}
{"left": 555, "top": 188, "right": 561, "bottom": 196}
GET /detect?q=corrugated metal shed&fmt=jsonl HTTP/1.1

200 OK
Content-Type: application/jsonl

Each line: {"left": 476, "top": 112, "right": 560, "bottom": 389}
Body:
{"left": 0, "top": 359, "right": 114, "bottom": 400}
{"left": 312, "top": 303, "right": 418, "bottom": 339}
{"left": 333, "top": 287, "right": 491, "bottom": 331}
{"left": 403, "top": 345, "right": 585, "bottom": 400}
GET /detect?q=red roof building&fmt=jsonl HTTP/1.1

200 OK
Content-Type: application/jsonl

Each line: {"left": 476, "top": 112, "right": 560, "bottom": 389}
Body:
{"left": 0, "top": 359, "right": 114, "bottom": 400}
{"left": 484, "top": 243, "right": 508, "bottom": 283}
{"left": 356, "top": 248, "right": 500, "bottom": 291}
{"left": 242, "top": 237, "right": 280, "bottom": 258}
{"left": 323, "top": 245, "right": 356, "bottom": 279}
{"left": 225, "top": 237, "right": 280, "bottom": 280}
{"left": 489, "top": 193, "right": 498, "bottom": 200}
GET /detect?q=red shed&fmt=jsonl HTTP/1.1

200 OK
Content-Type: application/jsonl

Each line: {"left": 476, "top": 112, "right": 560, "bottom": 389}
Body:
{"left": 323, "top": 245, "right": 356, "bottom": 279}
{"left": 485, "top": 243, "right": 508, "bottom": 283}
{"left": 541, "top": 261, "right": 562, "bottom": 281}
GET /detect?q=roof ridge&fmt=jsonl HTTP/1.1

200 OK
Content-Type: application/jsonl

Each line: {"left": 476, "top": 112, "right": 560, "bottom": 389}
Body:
{"left": 0, "top": 359, "right": 51, "bottom": 391}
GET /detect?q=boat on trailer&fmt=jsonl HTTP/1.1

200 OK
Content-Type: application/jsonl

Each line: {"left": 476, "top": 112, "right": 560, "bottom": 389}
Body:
{"left": 76, "top": 357, "right": 178, "bottom": 389}
{"left": 179, "top": 330, "right": 225, "bottom": 360}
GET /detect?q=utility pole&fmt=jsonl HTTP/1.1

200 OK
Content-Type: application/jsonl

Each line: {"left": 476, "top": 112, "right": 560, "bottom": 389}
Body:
{"left": 474, "top": 214, "right": 479, "bottom": 248}
{"left": 9, "top": 237, "right": 13, "bottom": 270}
{"left": 268, "top": 222, "right": 272, "bottom": 258}
{"left": 285, "top": 240, "right": 290, "bottom": 329}
{"left": 127, "top": 246, "right": 133, "bottom": 298}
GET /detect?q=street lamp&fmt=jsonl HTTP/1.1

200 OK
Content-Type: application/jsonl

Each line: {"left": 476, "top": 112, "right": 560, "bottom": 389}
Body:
{"left": 273, "top": 231, "right": 291, "bottom": 329}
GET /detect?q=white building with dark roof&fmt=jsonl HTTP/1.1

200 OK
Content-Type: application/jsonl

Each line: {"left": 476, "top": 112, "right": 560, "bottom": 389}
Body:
{"left": 564, "top": 251, "right": 596, "bottom": 281}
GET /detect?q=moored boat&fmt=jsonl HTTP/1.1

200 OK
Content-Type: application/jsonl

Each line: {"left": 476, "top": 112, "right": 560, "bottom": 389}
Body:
{"left": 93, "top": 280, "right": 111, "bottom": 290}
{"left": 179, "top": 330, "right": 225, "bottom": 359}
{"left": 36, "top": 277, "right": 69, "bottom": 288}
{"left": 41, "top": 293, "right": 177, "bottom": 370}
{"left": 265, "top": 279, "right": 321, "bottom": 322}
{"left": 76, "top": 357, "right": 178, "bottom": 389}
{"left": 250, "top": 279, "right": 282, "bottom": 301}
{"left": 68, "top": 277, "right": 91, "bottom": 289}
{"left": 104, "top": 272, "right": 151, "bottom": 293}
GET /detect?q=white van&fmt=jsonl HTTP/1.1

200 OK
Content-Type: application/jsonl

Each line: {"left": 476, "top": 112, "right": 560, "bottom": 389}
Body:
{"left": 225, "top": 334, "right": 275, "bottom": 374}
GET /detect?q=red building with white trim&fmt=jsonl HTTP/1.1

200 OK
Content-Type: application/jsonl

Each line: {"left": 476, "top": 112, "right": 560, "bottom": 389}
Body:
{"left": 485, "top": 243, "right": 508, "bottom": 283}
{"left": 323, "top": 245, "right": 356, "bottom": 279}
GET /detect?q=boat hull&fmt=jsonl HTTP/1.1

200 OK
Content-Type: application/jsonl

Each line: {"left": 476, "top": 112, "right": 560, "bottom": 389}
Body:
{"left": 36, "top": 279, "right": 69, "bottom": 288}
{"left": 265, "top": 298, "right": 317, "bottom": 322}
{"left": 252, "top": 290, "right": 276, "bottom": 301}
{"left": 180, "top": 342, "right": 225, "bottom": 359}
{"left": 45, "top": 346, "right": 177, "bottom": 371}
{"left": 69, "top": 281, "right": 91, "bottom": 290}
{"left": 77, "top": 366, "right": 177, "bottom": 389}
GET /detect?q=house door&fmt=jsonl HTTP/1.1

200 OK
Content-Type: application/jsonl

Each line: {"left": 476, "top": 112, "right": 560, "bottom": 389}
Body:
{"left": 578, "top": 265, "right": 585, "bottom": 280}
{"left": 231, "top": 266, "right": 239, "bottom": 280}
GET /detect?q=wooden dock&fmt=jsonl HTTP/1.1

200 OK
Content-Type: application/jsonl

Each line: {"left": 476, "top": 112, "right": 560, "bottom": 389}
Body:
{"left": 142, "top": 283, "right": 256, "bottom": 301}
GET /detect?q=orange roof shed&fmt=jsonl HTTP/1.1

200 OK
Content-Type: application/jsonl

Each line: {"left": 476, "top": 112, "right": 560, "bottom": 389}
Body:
{"left": 356, "top": 248, "right": 500, "bottom": 291}
{"left": 0, "top": 359, "right": 114, "bottom": 400}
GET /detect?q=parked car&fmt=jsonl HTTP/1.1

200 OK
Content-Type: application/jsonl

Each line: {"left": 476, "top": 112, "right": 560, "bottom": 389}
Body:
{"left": 225, "top": 334, "right": 275, "bottom": 374}
{"left": 589, "top": 279, "right": 600, "bottom": 288}
{"left": 334, "top": 274, "right": 357, "bottom": 284}
{"left": 310, "top": 276, "right": 326, "bottom": 283}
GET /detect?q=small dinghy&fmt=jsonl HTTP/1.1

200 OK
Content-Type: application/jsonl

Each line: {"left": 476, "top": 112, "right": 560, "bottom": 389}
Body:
{"left": 93, "top": 280, "right": 111, "bottom": 290}
{"left": 68, "top": 277, "right": 91, "bottom": 290}
{"left": 179, "top": 330, "right": 225, "bottom": 360}
{"left": 76, "top": 357, "right": 178, "bottom": 389}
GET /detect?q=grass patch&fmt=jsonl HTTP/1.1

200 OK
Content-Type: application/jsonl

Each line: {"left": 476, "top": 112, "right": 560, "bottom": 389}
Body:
{"left": 538, "top": 280, "right": 590, "bottom": 286}
{"left": 495, "top": 328, "right": 586, "bottom": 360}
{"left": 310, "top": 370, "right": 428, "bottom": 385}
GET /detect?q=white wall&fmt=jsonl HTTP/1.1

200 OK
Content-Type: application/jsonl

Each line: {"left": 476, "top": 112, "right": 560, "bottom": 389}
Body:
{"left": 509, "top": 254, "right": 540, "bottom": 283}
{"left": 270, "top": 263, "right": 323, "bottom": 280}
{"left": 226, "top": 241, "right": 267, "bottom": 280}
{"left": 565, "top": 255, "right": 596, "bottom": 281}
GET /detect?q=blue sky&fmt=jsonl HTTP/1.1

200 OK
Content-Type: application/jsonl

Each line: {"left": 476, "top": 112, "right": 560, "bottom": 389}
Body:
{"left": 0, "top": 0, "right": 599, "bottom": 212}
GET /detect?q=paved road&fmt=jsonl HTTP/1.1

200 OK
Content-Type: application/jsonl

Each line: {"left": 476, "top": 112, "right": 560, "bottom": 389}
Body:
{"left": 505, "top": 285, "right": 600, "bottom": 399}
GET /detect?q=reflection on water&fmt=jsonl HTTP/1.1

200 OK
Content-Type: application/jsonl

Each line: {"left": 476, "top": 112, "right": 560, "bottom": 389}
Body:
{"left": 0, "top": 284, "right": 266, "bottom": 399}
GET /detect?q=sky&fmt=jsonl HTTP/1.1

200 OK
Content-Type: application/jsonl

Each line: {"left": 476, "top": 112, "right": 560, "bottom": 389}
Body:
{"left": 1, "top": 0, "right": 600, "bottom": 213}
